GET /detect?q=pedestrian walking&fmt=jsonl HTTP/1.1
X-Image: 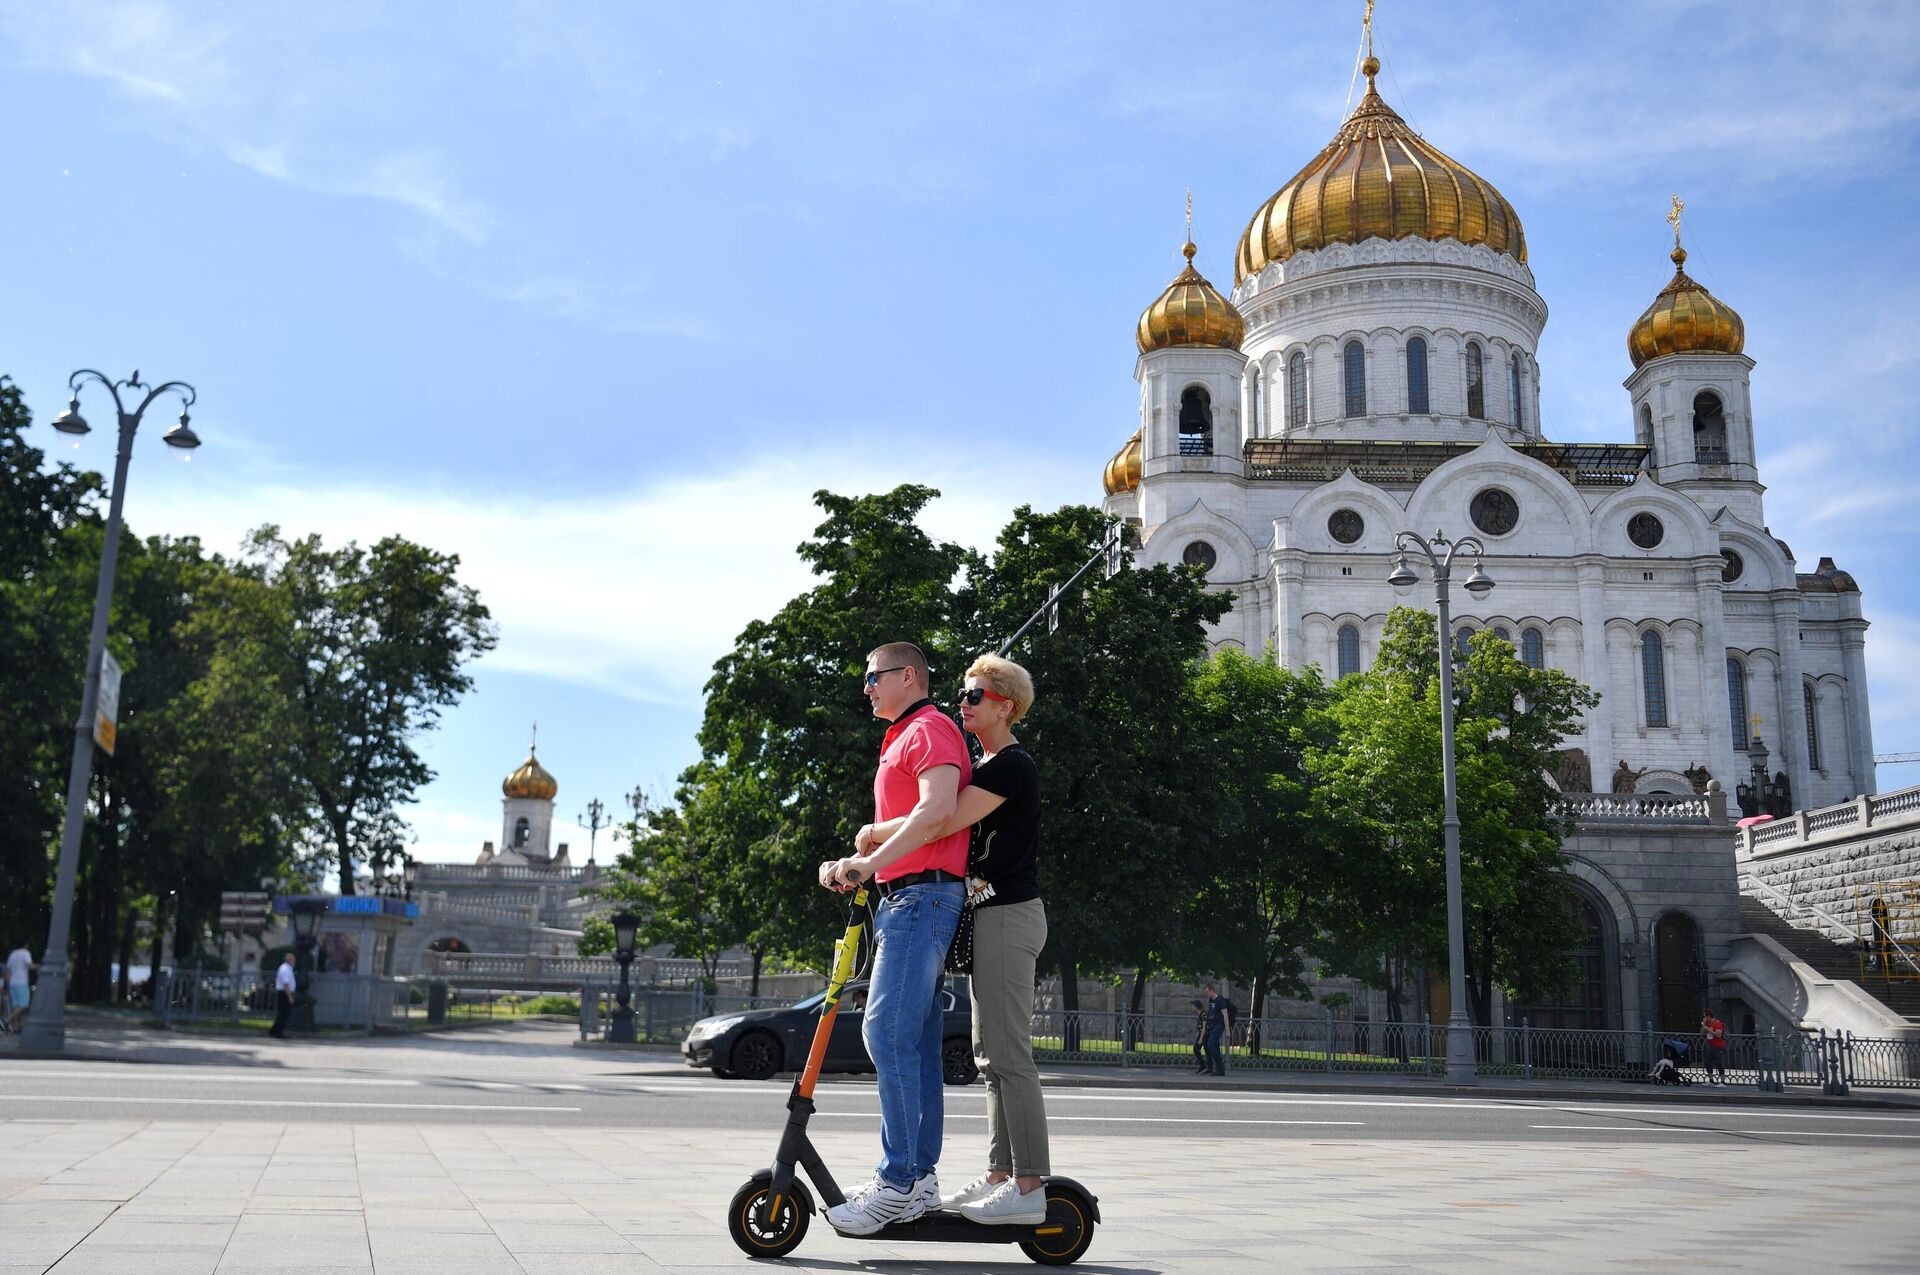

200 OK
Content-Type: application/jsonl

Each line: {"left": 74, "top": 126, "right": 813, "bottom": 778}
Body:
{"left": 269, "top": 951, "right": 296, "bottom": 1038}
{"left": 1191, "top": 999, "right": 1208, "bottom": 1073}
{"left": 1202, "top": 984, "right": 1233, "bottom": 1076}
{"left": 1700, "top": 1009, "right": 1728, "bottom": 1084}
{"left": 5, "top": 940, "right": 37, "bottom": 1032}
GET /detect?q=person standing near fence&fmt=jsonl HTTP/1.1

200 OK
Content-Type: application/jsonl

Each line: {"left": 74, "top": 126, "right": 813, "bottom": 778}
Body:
{"left": 268, "top": 951, "right": 296, "bottom": 1039}
{"left": 1700, "top": 1008, "right": 1728, "bottom": 1085}
{"left": 1201, "top": 984, "right": 1233, "bottom": 1076}
{"left": 5, "top": 940, "right": 36, "bottom": 1032}
{"left": 1191, "top": 999, "right": 1208, "bottom": 1073}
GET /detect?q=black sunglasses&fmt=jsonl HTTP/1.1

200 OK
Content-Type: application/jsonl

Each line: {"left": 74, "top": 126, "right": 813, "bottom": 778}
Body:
{"left": 957, "top": 686, "right": 1009, "bottom": 707}
{"left": 864, "top": 666, "right": 907, "bottom": 687}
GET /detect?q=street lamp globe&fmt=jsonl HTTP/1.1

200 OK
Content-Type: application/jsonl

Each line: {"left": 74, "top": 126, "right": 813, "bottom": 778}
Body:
{"left": 1462, "top": 560, "right": 1496, "bottom": 596}
{"left": 290, "top": 899, "right": 321, "bottom": 944}
{"left": 51, "top": 398, "right": 91, "bottom": 436}
{"left": 612, "top": 911, "right": 640, "bottom": 957}
{"left": 1387, "top": 551, "right": 1418, "bottom": 590}
{"left": 162, "top": 412, "right": 201, "bottom": 454}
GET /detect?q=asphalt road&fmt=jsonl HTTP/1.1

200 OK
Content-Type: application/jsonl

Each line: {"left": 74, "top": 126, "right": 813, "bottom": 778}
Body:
{"left": 6, "top": 1057, "right": 1920, "bottom": 1148}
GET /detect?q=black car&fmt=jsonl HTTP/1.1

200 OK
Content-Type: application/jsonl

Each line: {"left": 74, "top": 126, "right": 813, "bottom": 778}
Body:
{"left": 683, "top": 978, "right": 977, "bottom": 1085}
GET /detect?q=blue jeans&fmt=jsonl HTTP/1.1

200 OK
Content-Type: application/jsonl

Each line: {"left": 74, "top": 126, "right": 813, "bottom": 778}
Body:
{"left": 862, "top": 881, "right": 964, "bottom": 1189}
{"left": 1204, "top": 1023, "right": 1225, "bottom": 1074}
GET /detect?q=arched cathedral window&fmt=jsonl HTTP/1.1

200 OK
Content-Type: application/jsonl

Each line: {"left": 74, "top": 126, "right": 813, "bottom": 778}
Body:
{"left": 1693, "top": 391, "right": 1729, "bottom": 464}
{"left": 1179, "top": 385, "right": 1213, "bottom": 456}
{"left": 1637, "top": 403, "right": 1655, "bottom": 458}
{"left": 1337, "top": 624, "right": 1361, "bottom": 678}
{"left": 1521, "top": 627, "right": 1545, "bottom": 669}
{"left": 1466, "top": 342, "right": 1486, "bottom": 419}
{"left": 1288, "top": 351, "right": 1308, "bottom": 429}
{"left": 1728, "top": 657, "right": 1749, "bottom": 751}
{"left": 1406, "top": 337, "right": 1429, "bottom": 414}
{"left": 1509, "top": 354, "right": 1525, "bottom": 430}
{"left": 1642, "top": 631, "right": 1669, "bottom": 728}
{"left": 1804, "top": 682, "right": 1822, "bottom": 771}
{"left": 514, "top": 817, "right": 531, "bottom": 848}
{"left": 1247, "top": 365, "right": 1262, "bottom": 435}
{"left": 1343, "top": 341, "right": 1367, "bottom": 418}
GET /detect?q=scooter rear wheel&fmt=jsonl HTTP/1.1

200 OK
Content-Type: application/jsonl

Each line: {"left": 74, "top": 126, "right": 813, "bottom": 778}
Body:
{"left": 1019, "top": 1184, "right": 1095, "bottom": 1265}
{"left": 727, "top": 1177, "right": 811, "bottom": 1259}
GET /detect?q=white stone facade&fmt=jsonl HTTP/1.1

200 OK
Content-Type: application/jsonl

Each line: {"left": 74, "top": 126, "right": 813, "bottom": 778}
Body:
{"left": 1105, "top": 238, "right": 1875, "bottom": 810}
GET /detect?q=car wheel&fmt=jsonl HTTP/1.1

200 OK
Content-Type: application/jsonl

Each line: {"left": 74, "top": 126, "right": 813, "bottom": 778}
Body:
{"left": 732, "top": 1029, "right": 783, "bottom": 1081}
{"left": 942, "top": 1036, "right": 978, "bottom": 1086}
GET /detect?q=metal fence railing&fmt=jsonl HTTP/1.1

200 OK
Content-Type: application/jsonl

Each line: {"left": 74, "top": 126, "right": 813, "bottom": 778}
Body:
{"left": 579, "top": 983, "right": 787, "bottom": 1043}
{"left": 1027, "top": 1010, "right": 1920, "bottom": 1091}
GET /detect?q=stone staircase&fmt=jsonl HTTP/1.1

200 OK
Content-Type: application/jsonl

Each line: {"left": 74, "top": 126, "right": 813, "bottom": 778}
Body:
{"left": 1738, "top": 896, "right": 1920, "bottom": 1023}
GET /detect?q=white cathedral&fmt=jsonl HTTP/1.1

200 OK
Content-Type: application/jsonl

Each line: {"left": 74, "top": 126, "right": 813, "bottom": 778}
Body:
{"left": 1101, "top": 54, "right": 1873, "bottom": 811}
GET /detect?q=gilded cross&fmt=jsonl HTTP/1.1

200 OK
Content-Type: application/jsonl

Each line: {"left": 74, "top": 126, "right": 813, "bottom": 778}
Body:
{"left": 1668, "top": 193, "right": 1685, "bottom": 249}
{"left": 1364, "top": 0, "right": 1375, "bottom": 59}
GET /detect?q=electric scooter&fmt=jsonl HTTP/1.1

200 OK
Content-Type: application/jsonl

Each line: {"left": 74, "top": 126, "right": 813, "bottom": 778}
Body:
{"left": 726, "top": 886, "right": 1099, "bottom": 1264}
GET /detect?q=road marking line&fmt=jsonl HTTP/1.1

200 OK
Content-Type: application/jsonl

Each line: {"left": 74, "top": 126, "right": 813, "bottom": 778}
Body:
{"left": 812, "top": 1112, "right": 1364, "bottom": 1127}
{"left": 1548, "top": 1105, "right": 1920, "bottom": 1123}
{"left": 0, "top": 1096, "right": 579, "bottom": 1113}
{"left": 0, "top": 1071, "right": 421, "bottom": 1086}
{"left": 1529, "top": 1124, "right": 1920, "bottom": 1138}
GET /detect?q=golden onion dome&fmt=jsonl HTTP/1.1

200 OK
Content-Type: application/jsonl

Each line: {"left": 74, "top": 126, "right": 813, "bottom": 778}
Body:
{"left": 1137, "top": 241, "right": 1246, "bottom": 354}
{"left": 502, "top": 752, "right": 558, "bottom": 801}
{"left": 1235, "top": 58, "right": 1526, "bottom": 284}
{"left": 1627, "top": 245, "right": 1745, "bottom": 368}
{"left": 1103, "top": 429, "right": 1143, "bottom": 496}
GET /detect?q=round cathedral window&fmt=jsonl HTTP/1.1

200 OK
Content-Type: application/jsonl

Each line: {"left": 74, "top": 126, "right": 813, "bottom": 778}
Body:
{"left": 1721, "top": 549, "right": 1744, "bottom": 583}
{"left": 1627, "top": 512, "right": 1665, "bottom": 550}
{"left": 1469, "top": 488, "right": 1519, "bottom": 537}
{"left": 1328, "top": 508, "right": 1365, "bottom": 544}
{"left": 1182, "top": 541, "right": 1217, "bottom": 571}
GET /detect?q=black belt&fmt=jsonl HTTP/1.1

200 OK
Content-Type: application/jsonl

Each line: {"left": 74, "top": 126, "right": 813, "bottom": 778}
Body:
{"left": 874, "top": 869, "right": 962, "bottom": 897}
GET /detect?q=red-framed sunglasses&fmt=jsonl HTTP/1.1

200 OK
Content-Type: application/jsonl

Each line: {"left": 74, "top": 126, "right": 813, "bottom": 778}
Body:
{"left": 957, "top": 686, "right": 1010, "bottom": 707}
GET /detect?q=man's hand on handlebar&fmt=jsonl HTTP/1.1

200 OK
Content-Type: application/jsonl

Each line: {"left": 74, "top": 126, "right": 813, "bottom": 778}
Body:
{"left": 817, "top": 856, "right": 873, "bottom": 892}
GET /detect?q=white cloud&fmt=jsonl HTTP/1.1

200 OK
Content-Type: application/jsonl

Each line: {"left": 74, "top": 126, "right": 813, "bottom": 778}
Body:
{"left": 126, "top": 444, "right": 1092, "bottom": 712}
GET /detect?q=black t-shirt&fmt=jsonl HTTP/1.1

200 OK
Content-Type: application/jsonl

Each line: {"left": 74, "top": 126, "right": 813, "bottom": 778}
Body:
{"left": 968, "top": 743, "right": 1041, "bottom": 908}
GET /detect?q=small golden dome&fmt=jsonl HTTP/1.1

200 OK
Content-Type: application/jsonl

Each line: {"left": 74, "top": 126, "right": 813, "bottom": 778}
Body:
{"left": 1137, "top": 241, "right": 1246, "bottom": 354}
{"left": 1235, "top": 64, "right": 1526, "bottom": 284}
{"left": 1627, "top": 245, "right": 1745, "bottom": 368}
{"left": 1103, "top": 429, "right": 1143, "bottom": 496}
{"left": 503, "top": 752, "right": 558, "bottom": 801}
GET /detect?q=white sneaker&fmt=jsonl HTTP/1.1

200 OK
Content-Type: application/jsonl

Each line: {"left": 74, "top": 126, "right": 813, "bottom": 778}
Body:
{"left": 958, "top": 1179, "right": 1048, "bottom": 1226}
{"left": 941, "top": 1173, "right": 1000, "bottom": 1209}
{"left": 826, "top": 1173, "right": 938, "bottom": 1235}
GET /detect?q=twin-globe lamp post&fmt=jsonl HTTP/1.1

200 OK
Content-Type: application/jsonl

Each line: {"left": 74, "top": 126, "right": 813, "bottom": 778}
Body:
{"left": 609, "top": 911, "right": 641, "bottom": 1044}
{"left": 21, "top": 370, "right": 200, "bottom": 1053}
{"left": 289, "top": 899, "right": 323, "bottom": 1033}
{"left": 1387, "top": 529, "right": 1494, "bottom": 1085}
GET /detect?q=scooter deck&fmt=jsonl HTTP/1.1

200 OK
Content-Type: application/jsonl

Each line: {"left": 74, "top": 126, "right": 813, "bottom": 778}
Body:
{"left": 833, "top": 1207, "right": 1044, "bottom": 1244}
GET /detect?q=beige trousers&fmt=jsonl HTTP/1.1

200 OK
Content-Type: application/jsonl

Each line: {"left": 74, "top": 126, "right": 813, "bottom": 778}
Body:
{"left": 970, "top": 897, "right": 1050, "bottom": 1175}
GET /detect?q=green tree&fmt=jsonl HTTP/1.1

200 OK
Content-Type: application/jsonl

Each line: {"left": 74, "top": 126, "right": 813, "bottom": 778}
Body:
{"left": 207, "top": 527, "right": 496, "bottom": 893}
{"left": 0, "top": 379, "right": 98, "bottom": 948}
{"left": 695, "top": 486, "right": 970, "bottom": 966}
{"left": 954, "top": 505, "right": 1229, "bottom": 1034}
{"left": 1313, "top": 606, "right": 1602, "bottom": 1027}
{"left": 1183, "top": 648, "right": 1333, "bottom": 1036}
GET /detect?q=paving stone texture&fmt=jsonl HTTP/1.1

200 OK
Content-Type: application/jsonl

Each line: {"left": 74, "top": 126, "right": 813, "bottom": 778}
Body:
{"left": 3, "top": 1119, "right": 1916, "bottom": 1274}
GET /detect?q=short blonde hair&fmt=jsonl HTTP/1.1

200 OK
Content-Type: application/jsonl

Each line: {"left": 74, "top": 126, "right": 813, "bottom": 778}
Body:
{"left": 965, "top": 653, "right": 1035, "bottom": 723}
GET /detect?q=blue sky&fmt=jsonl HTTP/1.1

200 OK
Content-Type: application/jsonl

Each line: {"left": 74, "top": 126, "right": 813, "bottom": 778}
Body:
{"left": 3, "top": 1, "right": 1918, "bottom": 863}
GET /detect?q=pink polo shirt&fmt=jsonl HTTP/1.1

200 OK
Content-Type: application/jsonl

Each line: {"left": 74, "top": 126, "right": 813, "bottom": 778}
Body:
{"left": 874, "top": 700, "right": 971, "bottom": 881}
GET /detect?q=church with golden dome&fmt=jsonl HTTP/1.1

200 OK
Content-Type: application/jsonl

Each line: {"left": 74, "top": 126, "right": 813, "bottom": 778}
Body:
{"left": 1102, "top": 52, "right": 1874, "bottom": 821}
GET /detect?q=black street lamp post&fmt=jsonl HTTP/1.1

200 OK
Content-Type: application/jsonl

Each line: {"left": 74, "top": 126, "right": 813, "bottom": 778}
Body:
{"left": 1388, "top": 528, "right": 1495, "bottom": 1085}
{"left": 21, "top": 371, "right": 200, "bottom": 1052}
{"left": 290, "top": 900, "right": 322, "bottom": 1032}
{"left": 609, "top": 911, "right": 640, "bottom": 1044}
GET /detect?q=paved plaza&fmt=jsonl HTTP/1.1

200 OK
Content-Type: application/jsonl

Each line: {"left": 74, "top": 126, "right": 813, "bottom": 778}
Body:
{"left": 3, "top": 1019, "right": 1918, "bottom": 1272}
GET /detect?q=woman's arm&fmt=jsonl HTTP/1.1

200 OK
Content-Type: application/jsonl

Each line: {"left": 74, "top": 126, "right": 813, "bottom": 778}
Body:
{"left": 857, "top": 784, "right": 1007, "bottom": 853}
{"left": 821, "top": 765, "right": 961, "bottom": 889}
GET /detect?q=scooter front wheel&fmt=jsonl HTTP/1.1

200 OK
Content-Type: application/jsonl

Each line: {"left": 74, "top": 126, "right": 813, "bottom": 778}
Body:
{"left": 727, "top": 1177, "right": 811, "bottom": 1259}
{"left": 1019, "top": 1183, "right": 1096, "bottom": 1265}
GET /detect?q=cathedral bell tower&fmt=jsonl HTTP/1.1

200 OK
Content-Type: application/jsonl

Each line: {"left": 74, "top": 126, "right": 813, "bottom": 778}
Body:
{"left": 1624, "top": 199, "right": 1760, "bottom": 523}
{"left": 498, "top": 740, "right": 558, "bottom": 864}
{"left": 1132, "top": 223, "right": 1248, "bottom": 498}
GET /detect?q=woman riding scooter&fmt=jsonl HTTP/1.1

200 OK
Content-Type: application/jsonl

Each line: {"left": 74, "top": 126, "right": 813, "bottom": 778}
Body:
{"left": 831, "top": 653, "right": 1051, "bottom": 1225}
